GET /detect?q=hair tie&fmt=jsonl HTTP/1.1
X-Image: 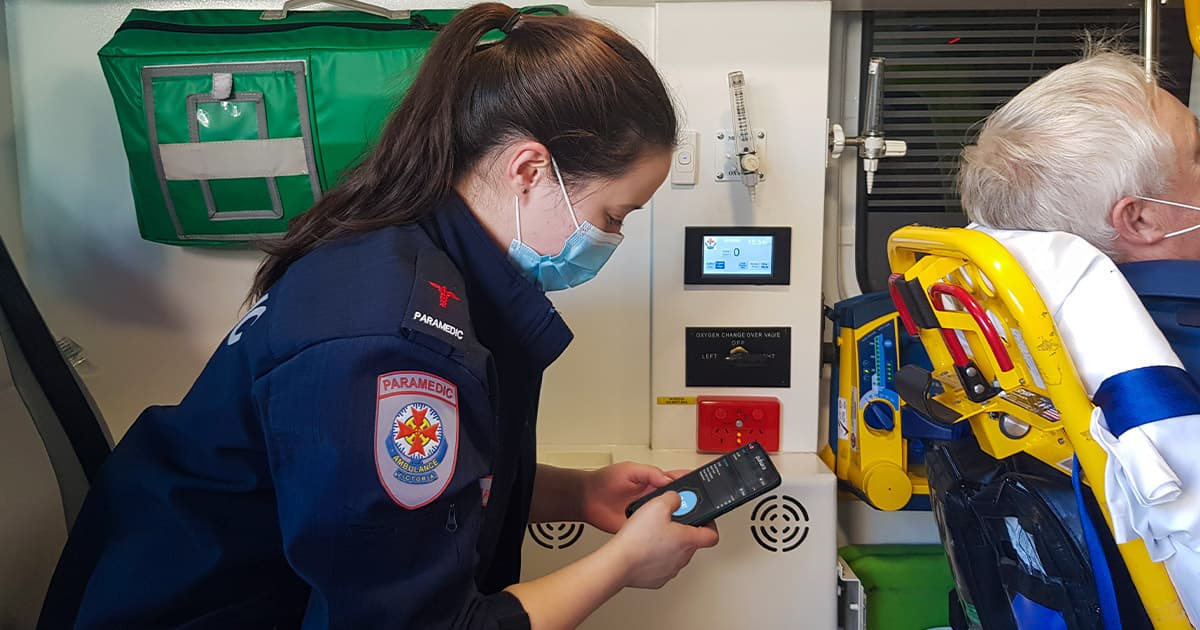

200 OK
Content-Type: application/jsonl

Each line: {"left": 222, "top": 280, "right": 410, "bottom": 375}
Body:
{"left": 501, "top": 11, "right": 522, "bottom": 34}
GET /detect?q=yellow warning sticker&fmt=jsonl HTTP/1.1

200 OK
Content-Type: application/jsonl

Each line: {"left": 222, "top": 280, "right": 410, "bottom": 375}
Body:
{"left": 656, "top": 396, "right": 698, "bottom": 405}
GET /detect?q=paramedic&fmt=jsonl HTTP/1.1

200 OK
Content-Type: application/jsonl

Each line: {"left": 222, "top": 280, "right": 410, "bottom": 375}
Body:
{"left": 39, "top": 5, "right": 717, "bottom": 629}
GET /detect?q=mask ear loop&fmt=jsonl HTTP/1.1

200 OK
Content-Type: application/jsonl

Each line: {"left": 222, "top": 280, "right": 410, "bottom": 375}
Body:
{"left": 550, "top": 158, "right": 581, "bottom": 229}
{"left": 1137, "top": 195, "right": 1200, "bottom": 210}
{"left": 513, "top": 194, "right": 523, "bottom": 244}
{"left": 1165, "top": 223, "right": 1200, "bottom": 238}
{"left": 1136, "top": 195, "right": 1200, "bottom": 238}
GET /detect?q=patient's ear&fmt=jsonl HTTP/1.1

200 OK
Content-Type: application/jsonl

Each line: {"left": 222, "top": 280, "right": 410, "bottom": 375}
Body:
{"left": 1110, "top": 196, "right": 1166, "bottom": 246}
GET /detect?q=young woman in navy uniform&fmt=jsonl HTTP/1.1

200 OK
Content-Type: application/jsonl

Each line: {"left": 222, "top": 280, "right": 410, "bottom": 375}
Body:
{"left": 40, "top": 3, "right": 718, "bottom": 629}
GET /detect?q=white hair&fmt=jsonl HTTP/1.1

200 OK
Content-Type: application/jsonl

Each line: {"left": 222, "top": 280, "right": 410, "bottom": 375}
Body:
{"left": 958, "top": 49, "right": 1174, "bottom": 256}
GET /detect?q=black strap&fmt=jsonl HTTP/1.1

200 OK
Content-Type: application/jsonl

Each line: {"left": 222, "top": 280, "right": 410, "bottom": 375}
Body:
{"left": 894, "top": 275, "right": 939, "bottom": 330}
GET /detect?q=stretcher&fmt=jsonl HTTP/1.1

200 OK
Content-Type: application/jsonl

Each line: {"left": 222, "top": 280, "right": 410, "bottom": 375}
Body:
{"left": 881, "top": 225, "right": 1190, "bottom": 629}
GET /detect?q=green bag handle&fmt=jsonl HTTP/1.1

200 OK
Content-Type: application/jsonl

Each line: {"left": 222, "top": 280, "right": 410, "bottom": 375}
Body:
{"left": 261, "top": 0, "right": 411, "bottom": 21}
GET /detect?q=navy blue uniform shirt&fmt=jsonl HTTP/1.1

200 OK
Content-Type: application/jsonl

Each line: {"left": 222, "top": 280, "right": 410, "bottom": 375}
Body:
{"left": 39, "top": 194, "right": 573, "bottom": 629}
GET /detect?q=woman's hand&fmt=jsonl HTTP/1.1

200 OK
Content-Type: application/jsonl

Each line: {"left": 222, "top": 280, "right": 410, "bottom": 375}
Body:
{"left": 506, "top": 490, "right": 719, "bottom": 630}
{"left": 581, "top": 462, "right": 676, "bottom": 534}
{"left": 605, "top": 491, "right": 720, "bottom": 589}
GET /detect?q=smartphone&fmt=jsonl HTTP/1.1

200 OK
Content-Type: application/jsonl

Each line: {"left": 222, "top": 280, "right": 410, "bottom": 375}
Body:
{"left": 625, "top": 441, "right": 782, "bottom": 526}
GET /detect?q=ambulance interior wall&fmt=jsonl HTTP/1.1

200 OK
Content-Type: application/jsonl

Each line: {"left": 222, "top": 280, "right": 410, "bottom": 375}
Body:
{"left": 649, "top": 1, "right": 830, "bottom": 455}
{"left": 0, "top": 4, "right": 70, "bottom": 628}
{"left": 2, "top": 0, "right": 833, "bottom": 455}
{"left": 2, "top": 0, "right": 646, "bottom": 452}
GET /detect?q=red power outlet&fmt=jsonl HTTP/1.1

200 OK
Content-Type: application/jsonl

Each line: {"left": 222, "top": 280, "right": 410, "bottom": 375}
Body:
{"left": 697, "top": 396, "right": 781, "bottom": 453}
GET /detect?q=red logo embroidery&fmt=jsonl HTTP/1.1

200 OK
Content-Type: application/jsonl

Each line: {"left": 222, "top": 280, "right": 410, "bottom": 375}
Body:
{"left": 429, "top": 282, "right": 461, "bottom": 308}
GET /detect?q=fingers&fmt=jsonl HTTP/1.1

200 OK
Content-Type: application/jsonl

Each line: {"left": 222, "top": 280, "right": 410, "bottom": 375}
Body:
{"left": 652, "top": 470, "right": 674, "bottom": 487}
{"left": 692, "top": 525, "right": 720, "bottom": 548}
{"left": 659, "top": 517, "right": 718, "bottom": 549}
{"left": 654, "top": 490, "right": 681, "bottom": 514}
{"left": 626, "top": 463, "right": 673, "bottom": 488}
{"left": 665, "top": 469, "right": 690, "bottom": 481}
{"left": 669, "top": 521, "right": 718, "bottom": 548}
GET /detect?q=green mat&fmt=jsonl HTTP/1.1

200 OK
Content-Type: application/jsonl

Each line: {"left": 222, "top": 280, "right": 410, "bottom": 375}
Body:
{"left": 840, "top": 544, "right": 956, "bottom": 630}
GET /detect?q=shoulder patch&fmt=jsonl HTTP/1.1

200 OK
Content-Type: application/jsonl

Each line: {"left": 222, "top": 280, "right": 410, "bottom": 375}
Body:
{"left": 403, "top": 248, "right": 474, "bottom": 345}
{"left": 374, "top": 371, "right": 460, "bottom": 509}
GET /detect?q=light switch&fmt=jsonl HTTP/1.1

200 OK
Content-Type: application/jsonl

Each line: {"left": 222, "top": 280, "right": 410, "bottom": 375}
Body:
{"left": 672, "top": 130, "right": 698, "bottom": 186}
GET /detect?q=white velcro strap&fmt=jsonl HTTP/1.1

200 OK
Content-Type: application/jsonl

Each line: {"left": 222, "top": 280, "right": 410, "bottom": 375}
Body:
{"left": 159, "top": 138, "right": 308, "bottom": 181}
{"left": 211, "top": 73, "right": 233, "bottom": 100}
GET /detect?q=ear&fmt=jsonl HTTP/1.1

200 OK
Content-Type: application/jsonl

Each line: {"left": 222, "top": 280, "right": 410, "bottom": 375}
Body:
{"left": 1110, "top": 195, "right": 1167, "bottom": 246}
{"left": 504, "top": 141, "right": 553, "bottom": 198}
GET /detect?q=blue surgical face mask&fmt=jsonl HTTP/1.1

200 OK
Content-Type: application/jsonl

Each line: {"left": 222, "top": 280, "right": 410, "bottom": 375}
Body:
{"left": 507, "top": 159, "right": 623, "bottom": 291}
{"left": 1136, "top": 196, "right": 1200, "bottom": 238}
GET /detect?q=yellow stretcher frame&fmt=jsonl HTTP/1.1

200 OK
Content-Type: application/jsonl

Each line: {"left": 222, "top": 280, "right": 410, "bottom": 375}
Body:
{"left": 886, "top": 226, "right": 1190, "bottom": 629}
{"left": 1188, "top": 0, "right": 1200, "bottom": 64}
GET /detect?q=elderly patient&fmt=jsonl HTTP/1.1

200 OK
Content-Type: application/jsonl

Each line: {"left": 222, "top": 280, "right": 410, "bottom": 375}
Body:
{"left": 958, "top": 48, "right": 1200, "bottom": 623}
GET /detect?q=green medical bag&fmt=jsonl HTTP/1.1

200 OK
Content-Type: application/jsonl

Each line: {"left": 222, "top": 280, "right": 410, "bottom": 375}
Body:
{"left": 99, "top": 4, "right": 561, "bottom": 246}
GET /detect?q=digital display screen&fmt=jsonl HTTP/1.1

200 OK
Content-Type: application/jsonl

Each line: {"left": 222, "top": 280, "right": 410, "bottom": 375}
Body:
{"left": 698, "top": 447, "right": 776, "bottom": 510}
{"left": 701, "top": 235, "right": 774, "bottom": 276}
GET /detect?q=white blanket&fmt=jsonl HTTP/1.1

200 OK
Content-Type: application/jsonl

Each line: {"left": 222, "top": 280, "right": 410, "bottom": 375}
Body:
{"left": 973, "top": 224, "right": 1200, "bottom": 625}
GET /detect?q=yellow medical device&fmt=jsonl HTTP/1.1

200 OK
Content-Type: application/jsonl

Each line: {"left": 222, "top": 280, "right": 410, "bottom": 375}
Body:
{"left": 821, "top": 306, "right": 914, "bottom": 511}
{"left": 819, "top": 294, "right": 949, "bottom": 512}
{"left": 882, "top": 225, "right": 1190, "bottom": 629}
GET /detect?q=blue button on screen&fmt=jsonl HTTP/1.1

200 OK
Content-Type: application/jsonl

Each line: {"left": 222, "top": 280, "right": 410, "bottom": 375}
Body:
{"left": 674, "top": 490, "right": 699, "bottom": 517}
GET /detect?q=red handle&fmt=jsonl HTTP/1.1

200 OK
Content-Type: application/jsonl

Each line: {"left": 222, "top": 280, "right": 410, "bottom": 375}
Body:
{"left": 928, "top": 283, "right": 1015, "bottom": 372}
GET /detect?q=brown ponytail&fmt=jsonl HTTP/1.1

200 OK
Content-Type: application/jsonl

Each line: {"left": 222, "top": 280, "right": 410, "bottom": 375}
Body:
{"left": 250, "top": 3, "right": 677, "bottom": 298}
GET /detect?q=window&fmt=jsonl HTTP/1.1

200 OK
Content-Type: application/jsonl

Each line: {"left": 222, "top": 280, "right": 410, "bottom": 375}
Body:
{"left": 856, "top": 9, "right": 1194, "bottom": 293}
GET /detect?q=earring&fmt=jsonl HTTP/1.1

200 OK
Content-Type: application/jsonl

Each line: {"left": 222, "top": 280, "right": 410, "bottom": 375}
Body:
{"left": 522, "top": 188, "right": 528, "bottom": 194}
